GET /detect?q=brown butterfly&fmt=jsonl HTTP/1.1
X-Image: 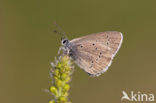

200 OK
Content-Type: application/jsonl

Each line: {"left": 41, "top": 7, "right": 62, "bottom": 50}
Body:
{"left": 59, "top": 31, "right": 123, "bottom": 77}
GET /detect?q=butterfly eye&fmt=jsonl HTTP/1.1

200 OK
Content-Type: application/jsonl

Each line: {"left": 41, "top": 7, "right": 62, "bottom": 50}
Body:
{"left": 63, "top": 40, "right": 67, "bottom": 44}
{"left": 62, "top": 39, "right": 69, "bottom": 45}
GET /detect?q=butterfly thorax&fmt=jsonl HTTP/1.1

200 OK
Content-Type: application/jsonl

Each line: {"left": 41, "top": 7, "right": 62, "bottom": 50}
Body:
{"left": 61, "top": 39, "right": 77, "bottom": 60}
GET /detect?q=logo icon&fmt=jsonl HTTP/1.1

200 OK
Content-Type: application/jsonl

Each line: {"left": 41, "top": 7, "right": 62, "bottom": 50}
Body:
{"left": 121, "top": 91, "right": 154, "bottom": 102}
{"left": 121, "top": 91, "right": 131, "bottom": 101}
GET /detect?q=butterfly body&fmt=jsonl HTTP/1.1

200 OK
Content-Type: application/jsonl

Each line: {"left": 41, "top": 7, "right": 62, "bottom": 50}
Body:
{"left": 61, "top": 31, "right": 123, "bottom": 77}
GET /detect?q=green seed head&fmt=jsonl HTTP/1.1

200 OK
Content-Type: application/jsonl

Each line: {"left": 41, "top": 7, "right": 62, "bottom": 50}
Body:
{"left": 49, "top": 55, "right": 72, "bottom": 103}
{"left": 65, "top": 77, "right": 70, "bottom": 83}
{"left": 49, "top": 100, "right": 55, "bottom": 103}
{"left": 58, "top": 96, "right": 67, "bottom": 102}
{"left": 54, "top": 69, "right": 60, "bottom": 77}
{"left": 58, "top": 63, "right": 62, "bottom": 69}
{"left": 50, "top": 86, "right": 57, "bottom": 95}
{"left": 56, "top": 80, "right": 62, "bottom": 87}
{"left": 63, "top": 84, "right": 70, "bottom": 91}
{"left": 61, "top": 73, "right": 67, "bottom": 80}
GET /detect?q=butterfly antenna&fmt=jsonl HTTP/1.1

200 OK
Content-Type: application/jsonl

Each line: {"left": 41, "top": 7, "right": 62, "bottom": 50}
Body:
{"left": 54, "top": 22, "right": 68, "bottom": 39}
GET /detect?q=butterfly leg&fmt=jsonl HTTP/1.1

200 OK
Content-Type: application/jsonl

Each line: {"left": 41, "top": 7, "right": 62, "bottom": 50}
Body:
{"left": 58, "top": 47, "right": 62, "bottom": 55}
{"left": 58, "top": 46, "right": 69, "bottom": 55}
{"left": 58, "top": 46, "right": 66, "bottom": 55}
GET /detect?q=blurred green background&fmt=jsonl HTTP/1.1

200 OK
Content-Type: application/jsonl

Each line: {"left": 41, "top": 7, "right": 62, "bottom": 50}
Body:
{"left": 0, "top": 0, "right": 156, "bottom": 103}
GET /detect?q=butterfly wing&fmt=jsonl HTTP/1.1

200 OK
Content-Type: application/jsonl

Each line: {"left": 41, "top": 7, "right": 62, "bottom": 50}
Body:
{"left": 69, "top": 31, "right": 123, "bottom": 76}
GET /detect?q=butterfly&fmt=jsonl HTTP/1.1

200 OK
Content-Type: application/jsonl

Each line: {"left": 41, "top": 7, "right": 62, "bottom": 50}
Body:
{"left": 54, "top": 24, "right": 123, "bottom": 77}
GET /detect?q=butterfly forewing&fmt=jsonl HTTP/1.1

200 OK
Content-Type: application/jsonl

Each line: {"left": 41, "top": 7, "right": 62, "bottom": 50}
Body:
{"left": 69, "top": 31, "right": 123, "bottom": 76}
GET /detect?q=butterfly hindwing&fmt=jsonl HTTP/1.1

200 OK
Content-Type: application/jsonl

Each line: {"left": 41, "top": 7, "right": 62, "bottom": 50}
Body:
{"left": 69, "top": 31, "right": 123, "bottom": 76}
